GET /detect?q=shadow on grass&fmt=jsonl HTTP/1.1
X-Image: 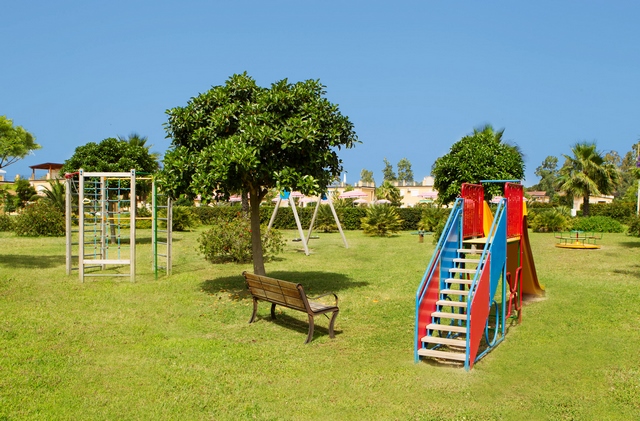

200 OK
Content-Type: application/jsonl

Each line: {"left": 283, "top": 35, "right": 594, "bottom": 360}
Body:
{"left": 260, "top": 313, "right": 343, "bottom": 342}
{"left": 617, "top": 241, "right": 640, "bottom": 249}
{"left": 0, "top": 254, "right": 65, "bottom": 269}
{"left": 612, "top": 264, "right": 640, "bottom": 279}
{"left": 200, "top": 270, "right": 369, "bottom": 300}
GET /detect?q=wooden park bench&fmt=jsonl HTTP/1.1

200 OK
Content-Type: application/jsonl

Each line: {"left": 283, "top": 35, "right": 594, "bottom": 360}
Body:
{"left": 242, "top": 271, "right": 339, "bottom": 343}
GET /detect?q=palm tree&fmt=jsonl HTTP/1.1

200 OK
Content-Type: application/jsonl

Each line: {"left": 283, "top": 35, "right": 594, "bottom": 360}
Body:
{"left": 555, "top": 142, "right": 620, "bottom": 216}
{"left": 42, "top": 178, "right": 66, "bottom": 213}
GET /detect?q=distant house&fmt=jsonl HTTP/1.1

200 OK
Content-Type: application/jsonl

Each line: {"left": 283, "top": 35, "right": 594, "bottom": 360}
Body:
{"left": 326, "top": 176, "right": 439, "bottom": 207}
{"left": 28, "top": 163, "right": 64, "bottom": 195}
{"left": 527, "top": 191, "right": 549, "bottom": 203}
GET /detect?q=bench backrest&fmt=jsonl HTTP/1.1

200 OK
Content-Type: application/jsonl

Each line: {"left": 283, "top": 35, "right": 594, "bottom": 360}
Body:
{"left": 243, "top": 272, "right": 309, "bottom": 313}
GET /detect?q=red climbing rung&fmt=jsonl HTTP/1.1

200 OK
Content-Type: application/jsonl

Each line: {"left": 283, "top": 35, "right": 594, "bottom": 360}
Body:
{"left": 505, "top": 183, "right": 523, "bottom": 237}
{"left": 461, "top": 183, "right": 484, "bottom": 238}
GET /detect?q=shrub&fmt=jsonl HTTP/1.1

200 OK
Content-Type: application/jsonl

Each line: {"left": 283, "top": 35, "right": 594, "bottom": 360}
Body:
{"left": 14, "top": 200, "right": 65, "bottom": 237}
{"left": 530, "top": 208, "right": 571, "bottom": 232}
{"left": 586, "top": 202, "right": 635, "bottom": 223}
{"left": 0, "top": 213, "right": 15, "bottom": 231}
{"left": 397, "top": 208, "right": 422, "bottom": 231}
{"left": 417, "top": 206, "right": 450, "bottom": 232}
{"left": 171, "top": 206, "right": 200, "bottom": 231}
{"left": 315, "top": 204, "right": 338, "bottom": 232}
{"left": 136, "top": 206, "right": 152, "bottom": 229}
{"left": 626, "top": 215, "right": 640, "bottom": 236}
{"left": 198, "top": 214, "right": 285, "bottom": 263}
{"left": 360, "top": 205, "right": 403, "bottom": 236}
{"left": 572, "top": 216, "right": 624, "bottom": 233}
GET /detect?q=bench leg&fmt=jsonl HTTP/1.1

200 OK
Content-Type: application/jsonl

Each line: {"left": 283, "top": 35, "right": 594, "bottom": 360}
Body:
{"left": 328, "top": 310, "right": 339, "bottom": 339}
{"left": 271, "top": 303, "right": 277, "bottom": 320}
{"left": 249, "top": 298, "right": 258, "bottom": 324}
{"left": 305, "top": 315, "right": 315, "bottom": 344}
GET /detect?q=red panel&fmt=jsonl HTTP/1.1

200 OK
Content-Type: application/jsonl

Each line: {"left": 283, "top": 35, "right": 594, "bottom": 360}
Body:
{"left": 416, "top": 257, "right": 440, "bottom": 351}
{"left": 505, "top": 183, "right": 523, "bottom": 238}
{"left": 468, "top": 254, "right": 491, "bottom": 369}
{"left": 461, "top": 183, "right": 484, "bottom": 238}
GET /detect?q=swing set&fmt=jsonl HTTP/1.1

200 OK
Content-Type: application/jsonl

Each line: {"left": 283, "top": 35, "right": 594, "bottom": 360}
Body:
{"left": 267, "top": 190, "right": 348, "bottom": 255}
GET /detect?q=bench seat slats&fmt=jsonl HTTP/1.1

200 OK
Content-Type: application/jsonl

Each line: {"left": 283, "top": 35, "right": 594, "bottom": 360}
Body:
{"left": 243, "top": 271, "right": 339, "bottom": 343}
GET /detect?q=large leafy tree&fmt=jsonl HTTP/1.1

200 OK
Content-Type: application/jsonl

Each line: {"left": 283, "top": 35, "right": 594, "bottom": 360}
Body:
{"left": 0, "top": 115, "right": 41, "bottom": 170}
{"left": 397, "top": 157, "right": 414, "bottom": 182}
{"left": 555, "top": 142, "right": 620, "bottom": 216}
{"left": 161, "top": 73, "right": 358, "bottom": 275}
{"left": 431, "top": 125, "right": 524, "bottom": 204}
{"left": 61, "top": 137, "right": 160, "bottom": 174}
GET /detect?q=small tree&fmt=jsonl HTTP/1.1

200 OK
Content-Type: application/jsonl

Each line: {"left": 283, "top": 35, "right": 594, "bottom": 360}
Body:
{"left": 375, "top": 180, "right": 403, "bottom": 207}
{"left": 397, "top": 158, "right": 414, "bottom": 182}
{"left": 360, "top": 168, "right": 374, "bottom": 184}
{"left": 555, "top": 142, "right": 619, "bottom": 217}
{"left": 533, "top": 156, "right": 559, "bottom": 200}
{"left": 0, "top": 116, "right": 41, "bottom": 170}
{"left": 431, "top": 125, "right": 524, "bottom": 204}
{"left": 14, "top": 178, "right": 36, "bottom": 208}
{"left": 161, "top": 73, "right": 358, "bottom": 275}
{"left": 382, "top": 158, "right": 396, "bottom": 181}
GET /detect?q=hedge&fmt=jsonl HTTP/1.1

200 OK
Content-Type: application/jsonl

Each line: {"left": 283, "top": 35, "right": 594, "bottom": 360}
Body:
{"left": 190, "top": 205, "right": 423, "bottom": 231}
{"left": 581, "top": 202, "right": 635, "bottom": 223}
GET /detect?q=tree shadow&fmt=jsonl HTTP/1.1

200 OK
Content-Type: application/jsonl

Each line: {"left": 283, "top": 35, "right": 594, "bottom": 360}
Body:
{"left": 200, "top": 270, "right": 369, "bottom": 300}
{"left": 617, "top": 241, "right": 640, "bottom": 249}
{"left": 0, "top": 255, "right": 65, "bottom": 269}
{"left": 612, "top": 264, "right": 640, "bottom": 279}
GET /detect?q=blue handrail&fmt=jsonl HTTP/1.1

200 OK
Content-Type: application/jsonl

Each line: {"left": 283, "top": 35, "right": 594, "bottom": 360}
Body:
{"left": 414, "top": 199, "right": 463, "bottom": 361}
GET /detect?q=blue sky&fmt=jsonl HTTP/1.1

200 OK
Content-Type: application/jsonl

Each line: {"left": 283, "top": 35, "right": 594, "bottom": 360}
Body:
{"left": 3, "top": 1, "right": 639, "bottom": 186}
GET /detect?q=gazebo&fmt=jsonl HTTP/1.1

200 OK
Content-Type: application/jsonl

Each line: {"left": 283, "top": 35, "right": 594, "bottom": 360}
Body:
{"left": 29, "top": 162, "right": 64, "bottom": 180}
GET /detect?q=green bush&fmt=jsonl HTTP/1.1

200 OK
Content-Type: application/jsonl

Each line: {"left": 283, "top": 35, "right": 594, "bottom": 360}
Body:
{"left": 135, "top": 207, "right": 152, "bottom": 229}
{"left": 417, "top": 206, "right": 450, "bottom": 232}
{"left": 397, "top": 208, "right": 422, "bottom": 231}
{"left": 198, "top": 215, "right": 284, "bottom": 263}
{"left": 586, "top": 202, "right": 635, "bottom": 223}
{"left": 572, "top": 216, "right": 624, "bottom": 233}
{"left": 14, "top": 201, "right": 65, "bottom": 237}
{"left": 171, "top": 206, "right": 200, "bottom": 231}
{"left": 315, "top": 204, "right": 338, "bottom": 232}
{"left": 530, "top": 209, "right": 571, "bottom": 232}
{"left": 0, "top": 213, "right": 15, "bottom": 231}
{"left": 626, "top": 215, "right": 640, "bottom": 236}
{"left": 361, "top": 205, "right": 403, "bottom": 237}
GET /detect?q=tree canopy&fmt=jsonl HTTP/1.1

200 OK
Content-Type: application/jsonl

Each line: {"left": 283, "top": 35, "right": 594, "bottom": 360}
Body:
{"left": 0, "top": 116, "right": 40, "bottom": 170}
{"left": 397, "top": 157, "right": 414, "bottom": 182}
{"left": 161, "top": 73, "right": 358, "bottom": 275}
{"left": 60, "top": 137, "right": 160, "bottom": 174}
{"left": 360, "top": 168, "right": 374, "bottom": 184}
{"left": 382, "top": 158, "right": 396, "bottom": 181}
{"left": 431, "top": 125, "right": 524, "bottom": 204}
{"left": 555, "top": 142, "right": 619, "bottom": 216}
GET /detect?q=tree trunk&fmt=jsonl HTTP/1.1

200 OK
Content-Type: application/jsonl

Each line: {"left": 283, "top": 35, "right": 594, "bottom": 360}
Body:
{"left": 241, "top": 191, "right": 249, "bottom": 215}
{"left": 249, "top": 190, "right": 266, "bottom": 276}
{"left": 583, "top": 194, "right": 590, "bottom": 217}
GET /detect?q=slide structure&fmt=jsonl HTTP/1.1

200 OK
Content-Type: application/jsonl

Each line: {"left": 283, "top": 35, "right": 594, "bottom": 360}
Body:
{"left": 415, "top": 182, "right": 544, "bottom": 370}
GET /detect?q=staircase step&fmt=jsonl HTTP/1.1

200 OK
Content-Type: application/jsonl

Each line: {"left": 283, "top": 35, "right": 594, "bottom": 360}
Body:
{"left": 417, "top": 348, "right": 466, "bottom": 362}
{"left": 449, "top": 268, "right": 477, "bottom": 274}
{"left": 453, "top": 258, "right": 480, "bottom": 264}
{"left": 421, "top": 335, "right": 467, "bottom": 347}
{"left": 437, "top": 299, "right": 467, "bottom": 308}
{"left": 444, "top": 278, "right": 473, "bottom": 285}
{"left": 432, "top": 311, "right": 467, "bottom": 320}
{"left": 427, "top": 323, "right": 467, "bottom": 334}
{"left": 457, "top": 248, "right": 480, "bottom": 254}
{"left": 441, "top": 289, "right": 469, "bottom": 296}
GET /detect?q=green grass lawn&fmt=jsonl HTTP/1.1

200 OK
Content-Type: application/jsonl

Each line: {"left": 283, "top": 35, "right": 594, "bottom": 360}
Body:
{"left": 1, "top": 228, "right": 639, "bottom": 420}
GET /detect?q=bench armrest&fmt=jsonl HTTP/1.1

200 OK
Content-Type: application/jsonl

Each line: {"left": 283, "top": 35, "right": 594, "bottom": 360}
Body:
{"left": 308, "top": 292, "right": 338, "bottom": 307}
